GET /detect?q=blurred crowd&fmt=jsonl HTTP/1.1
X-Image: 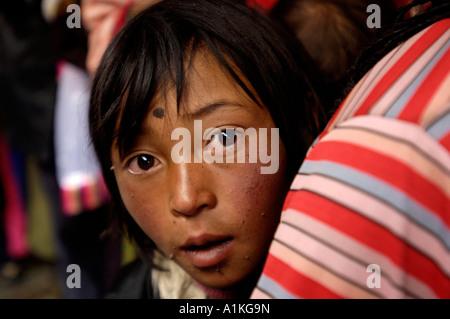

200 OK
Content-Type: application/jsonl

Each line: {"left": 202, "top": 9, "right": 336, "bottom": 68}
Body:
{"left": 0, "top": 0, "right": 436, "bottom": 298}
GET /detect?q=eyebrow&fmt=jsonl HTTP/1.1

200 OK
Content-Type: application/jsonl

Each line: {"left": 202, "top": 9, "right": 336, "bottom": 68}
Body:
{"left": 188, "top": 101, "right": 244, "bottom": 119}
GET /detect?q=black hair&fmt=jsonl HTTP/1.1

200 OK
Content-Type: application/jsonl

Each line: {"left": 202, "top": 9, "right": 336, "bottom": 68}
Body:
{"left": 89, "top": 0, "right": 325, "bottom": 250}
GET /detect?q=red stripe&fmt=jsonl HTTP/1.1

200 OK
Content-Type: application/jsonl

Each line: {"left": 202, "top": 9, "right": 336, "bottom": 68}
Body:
{"left": 307, "top": 140, "right": 450, "bottom": 227}
{"left": 263, "top": 254, "right": 343, "bottom": 298}
{"left": 439, "top": 131, "right": 450, "bottom": 152}
{"left": 286, "top": 191, "right": 450, "bottom": 297}
{"left": 354, "top": 19, "right": 450, "bottom": 117}
{"left": 112, "top": 0, "right": 135, "bottom": 35}
{"left": 247, "top": 0, "right": 279, "bottom": 11}
{"left": 0, "top": 136, "right": 29, "bottom": 259}
{"left": 398, "top": 48, "right": 450, "bottom": 122}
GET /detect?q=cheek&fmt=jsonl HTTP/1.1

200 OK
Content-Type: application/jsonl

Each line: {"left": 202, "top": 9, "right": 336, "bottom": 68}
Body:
{"left": 228, "top": 157, "right": 288, "bottom": 234}
{"left": 244, "top": 144, "right": 287, "bottom": 208}
{"left": 220, "top": 161, "right": 287, "bottom": 273}
{"left": 245, "top": 148, "right": 288, "bottom": 236}
{"left": 114, "top": 175, "right": 170, "bottom": 247}
{"left": 114, "top": 175, "right": 143, "bottom": 214}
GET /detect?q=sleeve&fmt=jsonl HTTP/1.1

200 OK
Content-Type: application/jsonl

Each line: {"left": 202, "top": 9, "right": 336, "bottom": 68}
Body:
{"left": 253, "top": 115, "right": 450, "bottom": 299}
{"left": 252, "top": 18, "right": 450, "bottom": 299}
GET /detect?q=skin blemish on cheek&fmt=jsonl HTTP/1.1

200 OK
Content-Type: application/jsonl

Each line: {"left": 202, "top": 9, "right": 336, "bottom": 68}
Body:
{"left": 152, "top": 107, "right": 165, "bottom": 119}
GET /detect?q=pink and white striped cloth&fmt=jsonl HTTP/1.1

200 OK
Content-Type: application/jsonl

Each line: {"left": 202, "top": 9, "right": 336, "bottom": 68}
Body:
{"left": 252, "top": 18, "right": 450, "bottom": 299}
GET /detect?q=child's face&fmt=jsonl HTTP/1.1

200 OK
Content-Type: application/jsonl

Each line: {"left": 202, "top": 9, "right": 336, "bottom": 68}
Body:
{"left": 110, "top": 50, "right": 289, "bottom": 290}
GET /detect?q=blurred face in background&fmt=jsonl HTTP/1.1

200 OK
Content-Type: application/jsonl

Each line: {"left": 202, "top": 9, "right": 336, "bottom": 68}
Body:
{"left": 81, "top": 0, "right": 161, "bottom": 73}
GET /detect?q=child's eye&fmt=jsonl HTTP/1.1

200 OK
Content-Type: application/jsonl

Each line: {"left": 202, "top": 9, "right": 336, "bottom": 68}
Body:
{"left": 210, "top": 129, "right": 238, "bottom": 148}
{"left": 127, "top": 154, "right": 158, "bottom": 174}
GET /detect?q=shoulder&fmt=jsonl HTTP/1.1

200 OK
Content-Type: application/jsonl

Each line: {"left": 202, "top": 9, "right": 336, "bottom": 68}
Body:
{"left": 321, "top": 18, "right": 450, "bottom": 151}
{"left": 254, "top": 16, "right": 450, "bottom": 300}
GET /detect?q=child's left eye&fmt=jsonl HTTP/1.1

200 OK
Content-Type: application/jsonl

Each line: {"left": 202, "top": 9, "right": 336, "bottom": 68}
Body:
{"left": 127, "top": 154, "right": 158, "bottom": 174}
{"left": 210, "top": 129, "right": 238, "bottom": 148}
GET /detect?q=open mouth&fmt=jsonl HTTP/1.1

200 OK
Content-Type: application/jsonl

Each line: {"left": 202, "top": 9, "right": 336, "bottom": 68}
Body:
{"left": 181, "top": 236, "right": 234, "bottom": 269}
{"left": 184, "top": 238, "right": 231, "bottom": 251}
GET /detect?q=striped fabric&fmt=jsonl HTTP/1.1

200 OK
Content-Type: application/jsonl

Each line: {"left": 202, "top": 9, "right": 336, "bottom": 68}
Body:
{"left": 252, "top": 18, "right": 450, "bottom": 299}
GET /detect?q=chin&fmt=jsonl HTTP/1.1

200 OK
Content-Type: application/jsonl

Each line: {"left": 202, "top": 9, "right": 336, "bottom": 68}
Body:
{"left": 191, "top": 264, "right": 262, "bottom": 298}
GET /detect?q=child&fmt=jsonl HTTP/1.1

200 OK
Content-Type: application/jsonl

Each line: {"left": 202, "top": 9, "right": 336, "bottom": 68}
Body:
{"left": 89, "top": 0, "right": 323, "bottom": 298}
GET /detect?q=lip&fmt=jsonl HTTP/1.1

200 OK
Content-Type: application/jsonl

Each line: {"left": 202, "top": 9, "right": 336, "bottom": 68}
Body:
{"left": 181, "top": 235, "right": 234, "bottom": 269}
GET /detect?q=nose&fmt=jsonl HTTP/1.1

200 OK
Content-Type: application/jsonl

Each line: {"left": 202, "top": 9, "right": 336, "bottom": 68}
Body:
{"left": 169, "top": 163, "right": 217, "bottom": 217}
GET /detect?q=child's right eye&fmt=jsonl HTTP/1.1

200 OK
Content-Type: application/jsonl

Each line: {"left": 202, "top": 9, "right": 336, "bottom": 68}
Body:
{"left": 127, "top": 154, "right": 158, "bottom": 174}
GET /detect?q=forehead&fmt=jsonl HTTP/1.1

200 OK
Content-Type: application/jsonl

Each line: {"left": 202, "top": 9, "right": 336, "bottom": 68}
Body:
{"left": 113, "top": 47, "right": 268, "bottom": 157}
{"left": 147, "top": 48, "right": 258, "bottom": 121}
